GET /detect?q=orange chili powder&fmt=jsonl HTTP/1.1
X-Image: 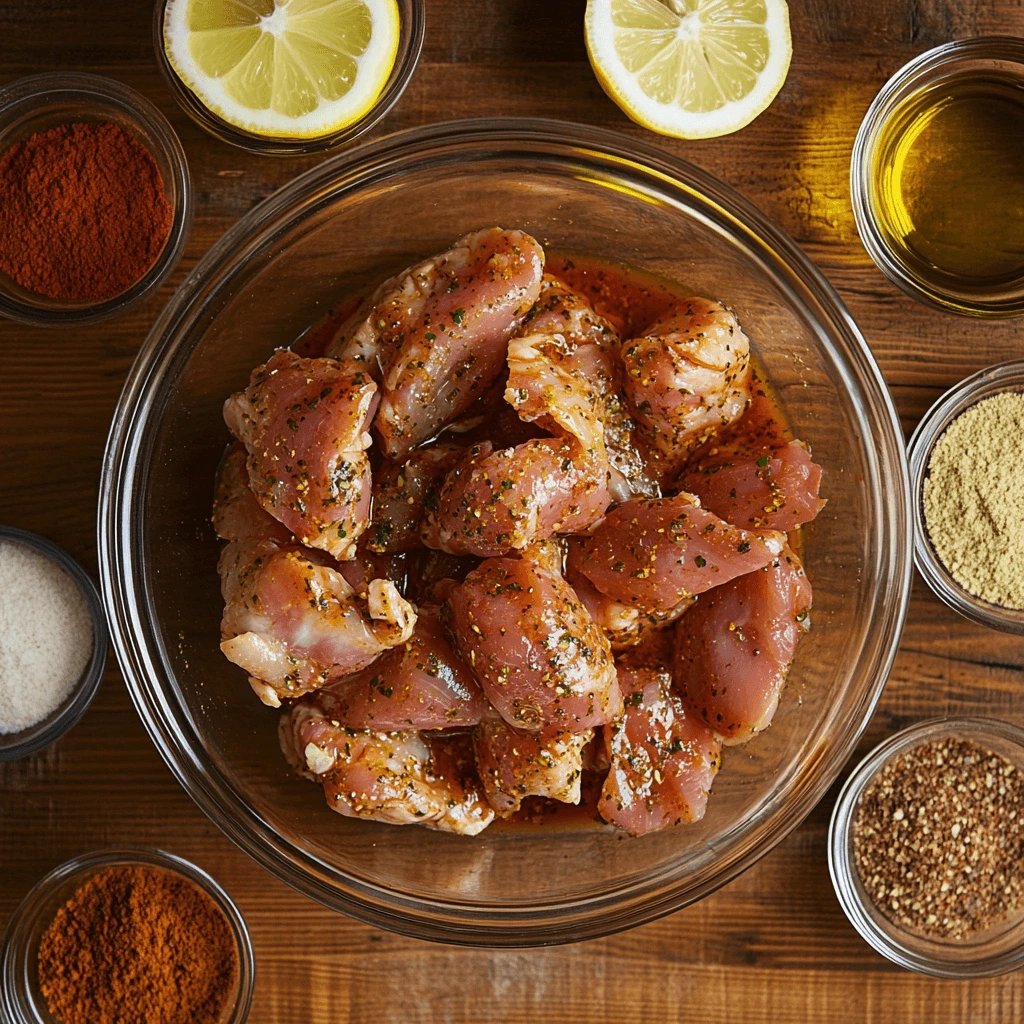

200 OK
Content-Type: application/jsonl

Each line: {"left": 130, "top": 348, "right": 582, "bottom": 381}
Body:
{"left": 0, "top": 120, "right": 173, "bottom": 302}
{"left": 37, "top": 864, "right": 239, "bottom": 1024}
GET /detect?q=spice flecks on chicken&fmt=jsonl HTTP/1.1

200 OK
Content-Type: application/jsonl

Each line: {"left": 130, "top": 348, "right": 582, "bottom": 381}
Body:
{"left": 329, "top": 227, "right": 545, "bottom": 460}
{"left": 223, "top": 349, "right": 378, "bottom": 561}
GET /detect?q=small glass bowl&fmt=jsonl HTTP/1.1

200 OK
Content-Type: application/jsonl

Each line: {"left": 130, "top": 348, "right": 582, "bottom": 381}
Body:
{"left": 0, "top": 72, "right": 191, "bottom": 327}
{"left": 851, "top": 37, "right": 1024, "bottom": 318}
{"left": 830, "top": 717, "right": 1024, "bottom": 977}
{"left": 907, "top": 361, "right": 1024, "bottom": 635}
{"left": 1, "top": 848, "right": 254, "bottom": 1024}
{"left": 153, "top": 0, "right": 425, "bottom": 156}
{"left": 0, "top": 527, "right": 108, "bottom": 761}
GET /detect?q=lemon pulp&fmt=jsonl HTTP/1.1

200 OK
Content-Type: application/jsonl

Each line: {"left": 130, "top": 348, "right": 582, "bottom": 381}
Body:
{"left": 164, "top": 0, "right": 400, "bottom": 140}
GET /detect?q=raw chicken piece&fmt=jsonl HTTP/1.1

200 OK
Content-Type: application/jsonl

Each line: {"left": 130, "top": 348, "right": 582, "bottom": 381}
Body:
{"left": 512, "top": 276, "right": 657, "bottom": 499}
{"left": 365, "top": 442, "right": 465, "bottom": 553}
{"left": 473, "top": 713, "right": 592, "bottom": 815}
{"left": 281, "top": 705, "right": 494, "bottom": 835}
{"left": 421, "top": 281, "right": 625, "bottom": 557}
{"left": 420, "top": 438, "right": 610, "bottom": 557}
{"left": 678, "top": 438, "right": 825, "bottom": 533}
{"left": 301, "top": 606, "right": 489, "bottom": 730}
{"left": 598, "top": 666, "right": 721, "bottom": 836}
{"left": 215, "top": 453, "right": 416, "bottom": 707}
{"left": 674, "top": 545, "right": 812, "bottom": 744}
{"left": 212, "top": 442, "right": 293, "bottom": 546}
{"left": 620, "top": 298, "right": 751, "bottom": 482}
{"left": 445, "top": 555, "right": 621, "bottom": 732}
{"left": 566, "top": 539, "right": 694, "bottom": 649}
{"left": 329, "top": 227, "right": 545, "bottom": 460}
{"left": 574, "top": 493, "right": 786, "bottom": 616}
{"left": 223, "top": 349, "right": 378, "bottom": 561}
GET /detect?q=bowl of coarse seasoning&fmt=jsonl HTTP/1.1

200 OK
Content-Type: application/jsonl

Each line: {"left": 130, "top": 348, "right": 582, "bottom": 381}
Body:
{"left": 0, "top": 72, "right": 190, "bottom": 327}
{"left": 830, "top": 717, "right": 1024, "bottom": 977}
{"left": 0, "top": 848, "right": 254, "bottom": 1024}
{"left": 908, "top": 361, "right": 1024, "bottom": 634}
{"left": 0, "top": 526, "right": 108, "bottom": 761}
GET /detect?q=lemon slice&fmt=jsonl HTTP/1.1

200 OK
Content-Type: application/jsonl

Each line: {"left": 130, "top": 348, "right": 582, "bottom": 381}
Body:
{"left": 164, "top": 0, "right": 400, "bottom": 140}
{"left": 585, "top": 0, "right": 792, "bottom": 139}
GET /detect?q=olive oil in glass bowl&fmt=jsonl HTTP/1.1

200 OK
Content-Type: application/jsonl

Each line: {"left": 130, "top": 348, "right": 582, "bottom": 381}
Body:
{"left": 852, "top": 38, "right": 1024, "bottom": 317}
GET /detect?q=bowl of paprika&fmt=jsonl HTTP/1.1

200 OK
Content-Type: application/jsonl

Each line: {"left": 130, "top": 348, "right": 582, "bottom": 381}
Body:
{"left": 1, "top": 848, "right": 254, "bottom": 1024}
{"left": 0, "top": 73, "right": 191, "bottom": 326}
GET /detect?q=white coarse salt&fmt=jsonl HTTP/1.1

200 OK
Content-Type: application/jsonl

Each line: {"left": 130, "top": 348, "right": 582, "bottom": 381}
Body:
{"left": 0, "top": 540, "right": 94, "bottom": 734}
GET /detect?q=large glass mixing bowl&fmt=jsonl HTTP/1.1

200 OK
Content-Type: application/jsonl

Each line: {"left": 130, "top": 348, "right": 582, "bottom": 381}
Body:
{"left": 99, "top": 119, "right": 912, "bottom": 946}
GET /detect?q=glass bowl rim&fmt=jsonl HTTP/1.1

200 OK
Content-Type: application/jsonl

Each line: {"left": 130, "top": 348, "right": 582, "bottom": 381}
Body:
{"left": 151, "top": 0, "right": 425, "bottom": 156}
{"left": 98, "top": 116, "right": 913, "bottom": 946}
{"left": 828, "top": 715, "right": 1024, "bottom": 977}
{"left": 0, "top": 70, "right": 192, "bottom": 327}
{"left": 907, "top": 360, "right": 1024, "bottom": 634}
{"left": 0, "top": 525, "right": 108, "bottom": 761}
{"left": 849, "top": 35, "right": 1024, "bottom": 319}
{"left": 0, "top": 846, "right": 255, "bottom": 1024}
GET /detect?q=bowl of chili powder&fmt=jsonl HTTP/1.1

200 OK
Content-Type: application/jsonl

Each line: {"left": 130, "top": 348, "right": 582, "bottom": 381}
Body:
{"left": 1, "top": 848, "right": 253, "bottom": 1024}
{"left": 0, "top": 73, "right": 190, "bottom": 326}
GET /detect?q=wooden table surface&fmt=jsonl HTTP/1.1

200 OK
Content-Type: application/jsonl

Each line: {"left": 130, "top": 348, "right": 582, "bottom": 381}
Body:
{"left": 3, "top": 1, "right": 1024, "bottom": 1021}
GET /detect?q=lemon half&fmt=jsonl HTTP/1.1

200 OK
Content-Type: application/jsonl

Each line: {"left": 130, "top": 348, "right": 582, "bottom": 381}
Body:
{"left": 164, "top": 0, "right": 400, "bottom": 140}
{"left": 585, "top": 0, "right": 792, "bottom": 139}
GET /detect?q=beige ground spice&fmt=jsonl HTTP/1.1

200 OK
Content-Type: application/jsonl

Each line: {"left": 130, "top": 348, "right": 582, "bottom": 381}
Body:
{"left": 923, "top": 391, "right": 1024, "bottom": 610}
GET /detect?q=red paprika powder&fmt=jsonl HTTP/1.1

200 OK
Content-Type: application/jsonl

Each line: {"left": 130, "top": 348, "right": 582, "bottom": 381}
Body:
{"left": 0, "top": 120, "right": 173, "bottom": 302}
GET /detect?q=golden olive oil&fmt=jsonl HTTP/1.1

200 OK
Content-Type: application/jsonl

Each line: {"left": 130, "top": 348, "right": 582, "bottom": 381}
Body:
{"left": 871, "top": 73, "right": 1024, "bottom": 298}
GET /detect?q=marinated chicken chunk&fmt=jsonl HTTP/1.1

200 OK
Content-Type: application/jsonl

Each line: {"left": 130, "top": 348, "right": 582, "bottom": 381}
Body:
{"left": 420, "top": 437, "right": 610, "bottom": 557}
{"left": 620, "top": 298, "right": 751, "bottom": 483}
{"left": 421, "top": 281, "right": 620, "bottom": 557}
{"left": 598, "top": 666, "right": 721, "bottom": 836}
{"left": 514, "top": 276, "right": 656, "bottom": 499}
{"left": 281, "top": 705, "right": 493, "bottom": 835}
{"left": 574, "top": 493, "right": 786, "bottom": 617}
{"left": 366, "top": 442, "right": 465, "bottom": 553}
{"left": 674, "top": 546, "right": 813, "bottom": 744}
{"left": 300, "top": 606, "right": 489, "bottom": 730}
{"left": 445, "top": 555, "right": 621, "bottom": 732}
{"left": 474, "top": 713, "right": 592, "bottom": 815}
{"left": 329, "top": 227, "right": 545, "bottom": 459}
{"left": 223, "top": 349, "right": 378, "bottom": 560}
{"left": 565, "top": 539, "right": 694, "bottom": 649}
{"left": 679, "top": 438, "right": 824, "bottom": 533}
{"left": 215, "top": 444, "right": 416, "bottom": 707}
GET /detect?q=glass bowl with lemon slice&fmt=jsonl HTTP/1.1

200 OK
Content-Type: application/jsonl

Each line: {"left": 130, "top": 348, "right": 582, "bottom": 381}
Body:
{"left": 154, "top": 0, "right": 424, "bottom": 154}
{"left": 585, "top": 0, "right": 793, "bottom": 139}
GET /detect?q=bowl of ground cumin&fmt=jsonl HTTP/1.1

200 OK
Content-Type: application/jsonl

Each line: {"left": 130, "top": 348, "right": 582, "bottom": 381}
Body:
{"left": 0, "top": 848, "right": 253, "bottom": 1024}
{"left": 830, "top": 717, "right": 1024, "bottom": 977}
{"left": 0, "top": 72, "right": 190, "bottom": 326}
{"left": 908, "top": 361, "right": 1024, "bottom": 634}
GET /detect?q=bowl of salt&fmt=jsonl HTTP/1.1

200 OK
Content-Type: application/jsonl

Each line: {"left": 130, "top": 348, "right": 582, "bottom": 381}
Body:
{"left": 0, "top": 526, "right": 107, "bottom": 760}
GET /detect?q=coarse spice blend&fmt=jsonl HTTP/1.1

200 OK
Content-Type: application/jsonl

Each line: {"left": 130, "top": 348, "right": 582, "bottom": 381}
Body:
{"left": 852, "top": 737, "right": 1024, "bottom": 941}
{"left": 923, "top": 391, "right": 1024, "bottom": 610}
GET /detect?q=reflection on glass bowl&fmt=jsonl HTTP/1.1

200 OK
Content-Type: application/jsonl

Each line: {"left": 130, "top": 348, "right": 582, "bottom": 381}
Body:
{"left": 99, "top": 118, "right": 912, "bottom": 947}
